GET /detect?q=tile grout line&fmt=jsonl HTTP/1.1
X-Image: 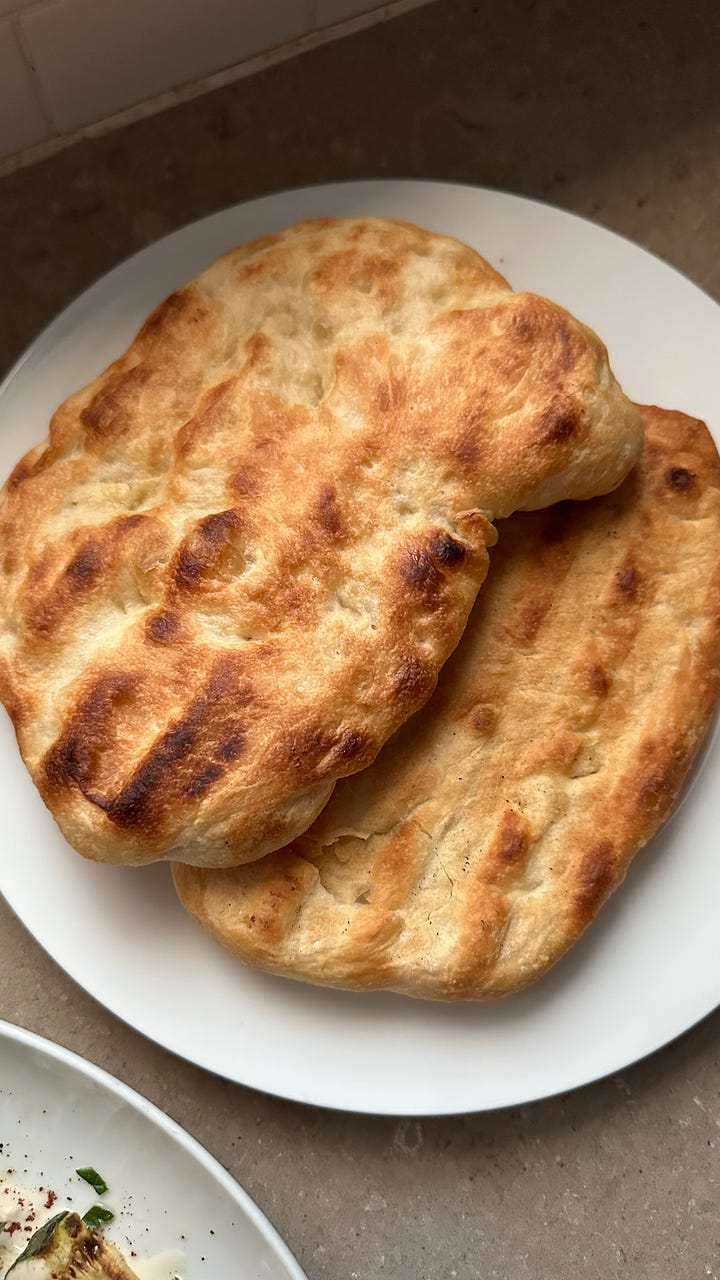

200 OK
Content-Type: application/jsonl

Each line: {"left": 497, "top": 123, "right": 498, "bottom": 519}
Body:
{"left": 0, "top": 0, "right": 433, "bottom": 178}
{"left": 10, "top": 9, "right": 57, "bottom": 135}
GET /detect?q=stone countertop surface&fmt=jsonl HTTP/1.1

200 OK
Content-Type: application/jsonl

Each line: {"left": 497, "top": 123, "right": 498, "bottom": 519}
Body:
{"left": 1, "top": 1, "right": 720, "bottom": 1276}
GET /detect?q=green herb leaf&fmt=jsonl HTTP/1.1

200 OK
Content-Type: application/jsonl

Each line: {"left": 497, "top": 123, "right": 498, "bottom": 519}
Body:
{"left": 0, "top": 1221, "right": 6, "bottom": 1234}
{"left": 5, "top": 1211, "right": 69, "bottom": 1276}
{"left": 82, "top": 1204, "right": 115, "bottom": 1230}
{"left": 76, "top": 1167, "right": 109, "bottom": 1196}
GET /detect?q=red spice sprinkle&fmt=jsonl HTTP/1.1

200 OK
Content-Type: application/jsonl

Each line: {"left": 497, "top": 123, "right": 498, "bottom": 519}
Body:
{"left": 7, "top": 1222, "right": 22, "bottom": 1235}
{"left": 44, "top": 1190, "right": 57, "bottom": 1209}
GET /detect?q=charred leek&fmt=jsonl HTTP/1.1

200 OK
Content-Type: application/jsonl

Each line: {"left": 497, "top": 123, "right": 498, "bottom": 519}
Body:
{"left": 5, "top": 1212, "right": 138, "bottom": 1279}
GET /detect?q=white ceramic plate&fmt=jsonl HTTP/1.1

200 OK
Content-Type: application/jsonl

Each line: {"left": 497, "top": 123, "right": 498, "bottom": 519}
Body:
{"left": 1, "top": 181, "right": 719, "bottom": 1117}
{"left": 0, "top": 1021, "right": 306, "bottom": 1278}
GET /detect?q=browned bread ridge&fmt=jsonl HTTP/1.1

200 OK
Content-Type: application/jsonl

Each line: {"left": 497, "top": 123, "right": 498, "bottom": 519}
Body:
{"left": 0, "top": 218, "right": 641, "bottom": 867}
{"left": 174, "top": 407, "right": 720, "bottom": 995}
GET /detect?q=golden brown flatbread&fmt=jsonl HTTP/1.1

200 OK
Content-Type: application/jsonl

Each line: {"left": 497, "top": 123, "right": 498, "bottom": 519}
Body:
{"left": 174, "top": 406, "right": 720, "bottom": 995}
{"left": 0, "top": 218, "right": 641, "bottom": 867}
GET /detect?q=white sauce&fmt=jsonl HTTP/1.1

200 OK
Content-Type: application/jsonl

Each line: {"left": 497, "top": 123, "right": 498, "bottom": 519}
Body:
{"left": 0, "top": 1237, "right": 14, "bottom": 1272}
{"left": 133, "top": 1249, "right": 186, "bottom": 1280}
{"left": 0, "top": 1178, "right": 52, "bottom": 1273}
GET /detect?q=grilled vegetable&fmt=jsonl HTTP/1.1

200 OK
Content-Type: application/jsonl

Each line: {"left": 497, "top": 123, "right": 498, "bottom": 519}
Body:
{"left": 5, "top": 1212, "right": 138, "bottom": 1278}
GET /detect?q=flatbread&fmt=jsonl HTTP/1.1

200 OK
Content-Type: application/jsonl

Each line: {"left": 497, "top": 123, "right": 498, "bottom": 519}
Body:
{"left": 0, "top": 217, "right": 641, "bottom": 867}
{"left": 175, "top": 407, "right": 720, "bottom": 995}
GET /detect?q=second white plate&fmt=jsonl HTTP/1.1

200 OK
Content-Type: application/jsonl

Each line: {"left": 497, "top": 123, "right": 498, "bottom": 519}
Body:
{"left": 1, "top": 180, "right": 720, "bottom": 1115}
{"left": 0, "top": 1021, "right": 306, "bottom": 1278}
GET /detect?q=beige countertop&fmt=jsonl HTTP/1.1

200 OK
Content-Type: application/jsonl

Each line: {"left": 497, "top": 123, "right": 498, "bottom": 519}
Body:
{"left": 2, "top": 1, "right": 720, "bottom": 1276}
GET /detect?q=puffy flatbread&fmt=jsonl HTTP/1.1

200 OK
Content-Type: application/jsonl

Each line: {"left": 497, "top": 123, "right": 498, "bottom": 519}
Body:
{"left": 0, "top": 218, "right": 641, "bottom": 867}
{"left": 175, "top": 407, "right": 720, "bottom": 995}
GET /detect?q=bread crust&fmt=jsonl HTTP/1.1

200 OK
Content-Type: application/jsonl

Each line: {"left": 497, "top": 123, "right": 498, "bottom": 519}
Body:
{"left": 0, "top": 218, "right": 641, "bottom": 866}
{"left": 175, "top": 406, "right": 720, "bottom": 994}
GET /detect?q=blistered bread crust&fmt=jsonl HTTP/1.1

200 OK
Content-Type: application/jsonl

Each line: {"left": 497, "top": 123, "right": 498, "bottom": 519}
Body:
{"left": 175, "top": 407, "right": 720, "bottom": 994}
{"left": 0, "top": 218, "right": 641, "bottom": 866}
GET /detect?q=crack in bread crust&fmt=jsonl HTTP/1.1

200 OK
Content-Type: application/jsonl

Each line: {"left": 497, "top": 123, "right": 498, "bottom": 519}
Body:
{"left": 174, "top": 407, "right": 720, "bottom": 995}
{"left": 0, "top": 217, "right": 642, "bottom": 867}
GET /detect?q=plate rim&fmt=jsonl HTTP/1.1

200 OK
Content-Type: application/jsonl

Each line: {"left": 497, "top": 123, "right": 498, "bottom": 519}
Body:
{"left": 0, "top": 1017, "right": 308, "bottom": 1278}
{"left": 1, "top": 177, "right": 720, "bottom": 1117}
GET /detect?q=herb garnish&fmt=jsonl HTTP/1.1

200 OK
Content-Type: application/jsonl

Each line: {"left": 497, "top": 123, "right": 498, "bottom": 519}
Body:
{"left": 76, "top": 1167, "right": 109, "bottom": 1196}
{"left": 82, "top": 1204, "right": 115, "bottom": 1230}
{"left": 5, "top": 1211, "right": 69, "bottom": 1275}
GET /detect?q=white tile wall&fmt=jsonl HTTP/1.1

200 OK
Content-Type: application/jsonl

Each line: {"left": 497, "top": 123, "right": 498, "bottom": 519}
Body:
{"left": 0, "top": 19, "right": 49, "bottom": 155}
{"left": 0, "top": 0, "right": 429, "bottom": 166}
